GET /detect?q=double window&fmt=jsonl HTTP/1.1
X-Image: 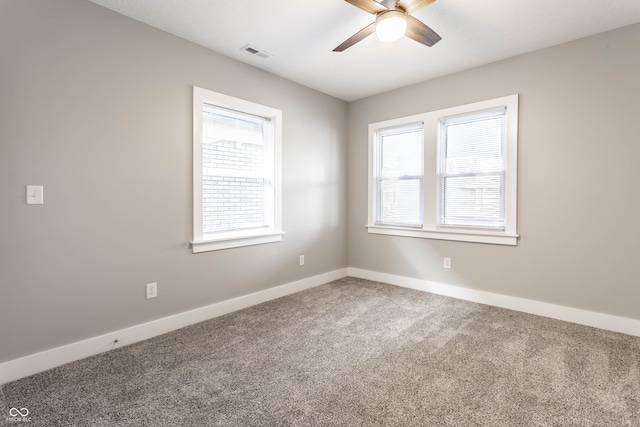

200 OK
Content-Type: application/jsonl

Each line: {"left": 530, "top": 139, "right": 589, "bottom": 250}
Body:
{"left": 368, "top": 95, "right": 519, "bottom": 245}
{"left": 192, "top": 87, "right": 283, "bottom": 253}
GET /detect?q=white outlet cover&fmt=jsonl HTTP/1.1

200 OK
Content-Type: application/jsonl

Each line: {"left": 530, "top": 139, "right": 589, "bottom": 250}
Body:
{"left": 146, "top": 282, "right": 157, "bottom": 299}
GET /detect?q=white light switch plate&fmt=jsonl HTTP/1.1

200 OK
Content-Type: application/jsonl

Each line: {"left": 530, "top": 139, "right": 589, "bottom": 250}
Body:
{"left": 26, "top": 185, "right": 44, "bottom": 205}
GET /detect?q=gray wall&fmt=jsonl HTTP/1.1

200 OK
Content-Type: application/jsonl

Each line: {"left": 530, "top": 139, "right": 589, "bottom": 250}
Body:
{"left": 0, "top": 0, "right": 348, "bottom": 362}
{"left": 348, "top": 23, "right": 640, "bottom": 319}
{"left": 2, "top": 0, "right": 639, "bottom": 365}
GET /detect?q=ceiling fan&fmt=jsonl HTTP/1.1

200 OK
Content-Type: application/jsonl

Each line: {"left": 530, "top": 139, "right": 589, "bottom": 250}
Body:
{"left": 334, "top": 0, "right": 441, "bottom": 52}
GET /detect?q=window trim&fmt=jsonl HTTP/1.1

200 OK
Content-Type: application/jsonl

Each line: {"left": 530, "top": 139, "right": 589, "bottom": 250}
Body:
{"left": 367, "top": 94, "right": 519, "bottom": 246}
{"left": 191, "top": 86, "right": 284, "bottom": 253}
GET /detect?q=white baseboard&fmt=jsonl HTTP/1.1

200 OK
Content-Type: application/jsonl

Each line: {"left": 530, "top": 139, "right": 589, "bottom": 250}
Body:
{"left": 0, "top": 268, "right": 348, "bottom": 385}
{"left": 348, "top": 267, "right": 640, "bottom": 338}
{"left": 5, "top": 267, "right": 639, "bottom": 385}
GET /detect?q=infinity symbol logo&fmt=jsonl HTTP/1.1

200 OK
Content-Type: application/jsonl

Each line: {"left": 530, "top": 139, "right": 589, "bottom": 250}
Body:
{"left": 9, "top": 407, "right": 29, "bottom": 417}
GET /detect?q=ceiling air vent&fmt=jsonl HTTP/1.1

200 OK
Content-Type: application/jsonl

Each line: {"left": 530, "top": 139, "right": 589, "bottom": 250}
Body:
{"left": 241, "top": 45, "right": 270, "bottom": 59}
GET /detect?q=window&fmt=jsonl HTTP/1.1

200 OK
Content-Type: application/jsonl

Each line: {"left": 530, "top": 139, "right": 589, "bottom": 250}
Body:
{"left": 192, "top": 86, "right": 283, "bottom": 253}
{"left": 375, "top": 124, "right": 424, "bottom": 227}
{"left": 368, "top": 94, "right": 518, "bottom": 245}
{"left": 439, "top": 108, "right": 506, "bottom": 229}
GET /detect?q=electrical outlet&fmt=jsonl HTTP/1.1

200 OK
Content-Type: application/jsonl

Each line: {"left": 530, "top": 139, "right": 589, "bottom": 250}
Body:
{"left": 299, "top": 255, "right": 305, "bottom": 266}
{"left": 146, "top": 282, "right": 157, "bottom": 299}
{"left": 443, "top": 257, "right": 451, "bottom": 269}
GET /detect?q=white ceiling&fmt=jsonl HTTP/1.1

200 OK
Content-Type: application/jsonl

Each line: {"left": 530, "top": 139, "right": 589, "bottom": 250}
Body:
{"left": 88, "top": 0, "right": 640, "bottom": 102}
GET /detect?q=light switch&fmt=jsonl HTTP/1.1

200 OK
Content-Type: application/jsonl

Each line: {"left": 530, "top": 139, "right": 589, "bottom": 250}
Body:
{"left": 26, "top": 185, "right": 44, "bottom": 205}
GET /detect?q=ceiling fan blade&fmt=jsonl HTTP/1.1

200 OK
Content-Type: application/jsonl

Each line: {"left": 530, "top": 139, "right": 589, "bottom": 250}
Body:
{"left": 405, "top": 15, "right": 441, "bottom": 47}
{"left": 397, "top": 0, "right": 436, "bottom": 14}
{"left": 344, "top": 0, "right": 388, "bottom": 14}
{"left": 333, "top": 22, "right": 377, "bottom": 52}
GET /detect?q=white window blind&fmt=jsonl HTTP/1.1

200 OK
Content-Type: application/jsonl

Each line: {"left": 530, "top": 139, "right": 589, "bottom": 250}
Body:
{"left": 202, "top": 103, "right": 273, "bottom": 235}
{"left": 439, "top": 108, "right": 506, "bottom": 229}
{"left": 376, "top": 124, "right": 423, "bottom": 226}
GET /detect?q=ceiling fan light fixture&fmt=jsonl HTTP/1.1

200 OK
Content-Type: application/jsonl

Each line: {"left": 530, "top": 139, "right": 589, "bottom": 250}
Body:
{"left": 375, "top": 10, "right": 407, "bottom": 43}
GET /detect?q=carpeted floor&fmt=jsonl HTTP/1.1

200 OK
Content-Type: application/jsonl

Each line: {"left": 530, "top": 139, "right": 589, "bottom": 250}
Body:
{"left": 2, "top": 277, "right": 640, "bottom": 426}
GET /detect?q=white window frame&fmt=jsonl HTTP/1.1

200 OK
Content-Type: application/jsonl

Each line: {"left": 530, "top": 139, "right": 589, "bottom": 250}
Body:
{"left": 374, "top": 123, "right": 424, "bottom": 228}
{"left": 191, "top": 86, "right": 284, "bottom": 253}
{"left": 367, "top": 94, "right": 519, "bottom": 246}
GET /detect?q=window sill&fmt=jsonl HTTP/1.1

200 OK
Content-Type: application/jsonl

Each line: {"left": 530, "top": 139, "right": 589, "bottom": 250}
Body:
{"left": 366, "top": 224, "right": 518, "bottom": 246}
{"left": 191, "top": 231, "right": 285, "bottom": 253}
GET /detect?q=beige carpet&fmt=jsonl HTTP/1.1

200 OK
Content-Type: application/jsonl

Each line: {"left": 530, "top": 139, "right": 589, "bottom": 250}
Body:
{"left": 3, "top": 277, "right": 640, "bottom": 426}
